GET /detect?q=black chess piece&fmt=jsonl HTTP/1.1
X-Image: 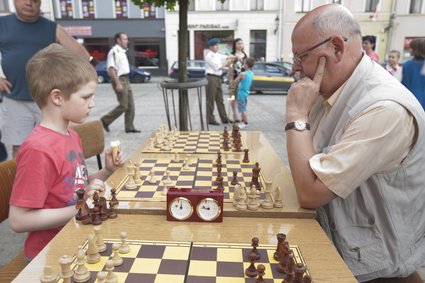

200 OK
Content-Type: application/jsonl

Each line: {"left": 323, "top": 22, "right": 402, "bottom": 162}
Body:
{"left": 245, "top": 251, "right": 258, "bottom": 277}
{"left": 256, "top": 264, "right": 266, "bottom": 283}
{"left": 274, "top": 233, "right": 286, "bottom": 261}
{"left": 243, "top": 149, "right": 250, "bottom": 163}
{"left": 251, "top": 237, "right": 260, "bottom": 260}
{"left": 231, "top": 171, "right": 238, "bottom": 185}
{"left": 109, "top": 188, "right": 119, "bottom": 219}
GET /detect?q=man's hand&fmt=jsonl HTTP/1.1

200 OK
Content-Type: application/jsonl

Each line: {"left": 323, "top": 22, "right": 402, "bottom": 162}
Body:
{"left": 0, "top": 77, "right": 12, "bottom": 94}
{"left": 114, "top": 81, "right": 123, "bottom": 93}
{"left": 286, "top": 57, "right": 326, "bottom": 121}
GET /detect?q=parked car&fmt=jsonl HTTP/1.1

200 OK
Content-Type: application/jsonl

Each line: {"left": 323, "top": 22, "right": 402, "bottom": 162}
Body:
{"left": 95, "top": 61, "right": 151, "bottom": 84}
{"left": 169, "top": 60, "right": 228, "bottom": 83}
{"left": 250, "top": 62, "right": 295, "bottom": 94}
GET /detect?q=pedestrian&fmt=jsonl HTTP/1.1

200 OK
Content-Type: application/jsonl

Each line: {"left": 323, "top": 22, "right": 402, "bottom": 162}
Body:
{"left": 0, "top": 0, "right": 91, "bottom": 158}
{"left": 204, "top": 37, "right": 233, "bottom": 126}
{"left": 384, "top": 50, "right": 402, "bottom": 81}
{"left": 100, "top": 32, "right": 140, "bottom": 133}
{"left": 9, "top": 43, "right": 124, "bottom": 261}
{"left": 233, "top": 58, "right": 255, "bottom": 129}
{"left": 402, "top": 38, "right": 425, "bottom": 109}
{"left": 362, "top": 35, "right": 380, "bottom": 62}
{"left": 228, "top": 38, "right": 247, "bottom": 123}
{"left": 287, "top": 4, "right": 425, "bottom": 282}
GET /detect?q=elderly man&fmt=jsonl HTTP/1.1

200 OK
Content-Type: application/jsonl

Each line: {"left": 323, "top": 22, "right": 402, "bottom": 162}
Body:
{"left": 286, "top": 4, "right": 425, "bottom": 282}
{"left": 0, "top": 0, "right": 90, "bottom": 158}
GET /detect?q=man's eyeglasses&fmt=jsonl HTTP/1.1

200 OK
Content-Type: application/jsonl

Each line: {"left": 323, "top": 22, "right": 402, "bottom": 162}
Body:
{"left": 293, "top": 36, "right": 348, "bottom": 65}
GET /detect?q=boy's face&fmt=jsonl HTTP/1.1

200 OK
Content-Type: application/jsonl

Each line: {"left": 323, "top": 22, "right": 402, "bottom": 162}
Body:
{"left": 62, "top": 81, "right": 97, "bottom": 124}
{"left": 388, "top": 52, "right": 400, "bottom": 66}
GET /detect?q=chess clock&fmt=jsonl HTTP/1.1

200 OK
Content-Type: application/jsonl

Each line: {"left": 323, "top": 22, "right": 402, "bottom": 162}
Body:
{"left": 166, "top": 187, "right": 224, "bottom": 222}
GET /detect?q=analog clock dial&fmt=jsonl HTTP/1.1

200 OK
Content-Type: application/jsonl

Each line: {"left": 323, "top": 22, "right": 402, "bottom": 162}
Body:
{"left": 169, "top": 197, "right": 193, "bottom": 220}
{"left": 196, "top": 198, "right": 221, "bottom": 221}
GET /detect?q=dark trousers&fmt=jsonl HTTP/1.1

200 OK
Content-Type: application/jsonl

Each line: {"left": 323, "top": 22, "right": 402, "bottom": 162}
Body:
{"left": 206, "top": 75, "right": 228, "bottom": 123}
{"left": 101, "top": 76, "right": 136, "bottom": 131}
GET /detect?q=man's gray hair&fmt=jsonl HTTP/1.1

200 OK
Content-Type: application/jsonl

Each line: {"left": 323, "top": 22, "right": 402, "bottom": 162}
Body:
{"left": 312, "top": 4, "right": 361, "bottom": 39}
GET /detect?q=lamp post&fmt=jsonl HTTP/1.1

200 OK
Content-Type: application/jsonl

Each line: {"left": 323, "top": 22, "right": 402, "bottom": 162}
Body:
{"left": 274, "top": 15, "right": 279, "bottom": 35}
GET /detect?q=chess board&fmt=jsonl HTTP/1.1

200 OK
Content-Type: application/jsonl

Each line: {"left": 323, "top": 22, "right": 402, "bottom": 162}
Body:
{"left": 113, "top": 158, "right": 266, "bottom": 203}
{"left": 59, "top": 239, "right": 311, "bottom": 283}
{"left": 142, "top": 131, "right": 246, "bottom": 154}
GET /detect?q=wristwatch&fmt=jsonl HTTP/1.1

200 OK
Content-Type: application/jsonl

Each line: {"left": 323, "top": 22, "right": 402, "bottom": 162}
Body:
{"left": 285, "top": 120, "right": 310, "bottom": 132}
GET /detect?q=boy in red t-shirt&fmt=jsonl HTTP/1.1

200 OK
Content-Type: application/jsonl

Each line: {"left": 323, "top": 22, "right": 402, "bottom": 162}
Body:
{"left": 9, "top": 44, "right": 124, "bottom": 260}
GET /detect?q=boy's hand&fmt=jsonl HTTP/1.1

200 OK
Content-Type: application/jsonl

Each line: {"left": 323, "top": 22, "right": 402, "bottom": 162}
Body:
{"left": 84, "top": 178, "right": 105, "bottom": 200}
{"left": 0, "top": 78, "right": 12, "bottom": 94}
{"left": 104, "top": 147, "right": 125, "bottom": 173}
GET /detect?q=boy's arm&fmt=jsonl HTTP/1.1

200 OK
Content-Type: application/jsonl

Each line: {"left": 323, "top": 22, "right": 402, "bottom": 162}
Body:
{"left": 234, "top": 72, "right": 246, "bottom": 85}
{"left": 9, "top": 205, "right": 77, "bottom": 233}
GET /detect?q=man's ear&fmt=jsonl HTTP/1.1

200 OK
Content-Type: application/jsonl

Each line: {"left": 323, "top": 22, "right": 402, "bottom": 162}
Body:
{"left": 49, "top": 89, "right": 63, "bottom": 106}
{"left": 331, "top": 36, "right": 346, "bottom": 62}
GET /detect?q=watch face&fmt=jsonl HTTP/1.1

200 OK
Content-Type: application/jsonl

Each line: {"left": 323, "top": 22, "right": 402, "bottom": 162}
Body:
{"left": 196, "top": 198, "right": 221, "bottom": 221}
{"left": 169, "top": 197, "right": 193, "bottom": 220}
{"left": 294, "top": 120, "right": 306, "bottom": 131}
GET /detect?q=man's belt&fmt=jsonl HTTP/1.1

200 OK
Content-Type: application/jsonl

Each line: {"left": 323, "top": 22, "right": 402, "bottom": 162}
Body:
{"left": 207, "top": 73, "right": 221, "bottom": 78}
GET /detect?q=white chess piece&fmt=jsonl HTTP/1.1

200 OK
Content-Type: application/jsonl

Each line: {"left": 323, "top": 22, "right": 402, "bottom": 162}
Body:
{"left": 146, "top": 170, "right": 157, "bottom": 184}
{"left": 182, "top": 157, "right": 190, "bottom": 170}
{"left": 163, "top": 170, "right": 173, "bottom": 185}
{"left": 273, "top": 185, "right": 283, "bottom": 208}
{"left": 261, "top": 180, "right": 274, "bottom": 209}
{"left": 233, "top": 183, "right": 241, "bottom": 207}
{"left": 236, "top": 186, "right": 247, "bottom": 210}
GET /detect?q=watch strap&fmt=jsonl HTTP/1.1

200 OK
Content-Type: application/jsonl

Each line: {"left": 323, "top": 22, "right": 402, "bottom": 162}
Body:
{"left": 285, "top": 121, "right": 310, "bottom": 131}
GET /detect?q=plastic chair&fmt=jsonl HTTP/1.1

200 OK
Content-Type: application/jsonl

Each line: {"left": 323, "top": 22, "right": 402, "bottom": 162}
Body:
{"left": 0, "top": 159, "right": 27, "bottom": 280}
{"left": 71, "top": 120, "right": 105, "bottom": 170}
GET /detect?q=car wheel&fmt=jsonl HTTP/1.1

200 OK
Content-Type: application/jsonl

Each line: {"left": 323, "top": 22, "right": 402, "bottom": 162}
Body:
{"left": 131, "top": 75, "right": 145, "bottom": 83}
{"left": 97, "top": 75, "right": 105, "bottom": 84}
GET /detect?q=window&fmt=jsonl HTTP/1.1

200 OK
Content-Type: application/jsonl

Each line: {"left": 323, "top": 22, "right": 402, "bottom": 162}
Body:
{"left": 0, "top": 0, "right": 10, "bottom": 12}
{"left": 81, "top": 0, "right": 95, "bottom": 19}
{"left": 410, "top": 0, "right": 423, "bottom": 13}
{"left": 133, "top": 39, "right": 161, "bottom": 69}
{"left": 216, "top": 0, "right": 229, "bottom": 11}
{"left": 250, "top": 30, "right": 266, "bottom": 61}
{"left": 84, "top": 38, "right": 110, "bottom": 62}
{"left": 295, "top": 0, "right": 312, "bottom": 13}
{"left": 188, "top": 0, "right": 195, "bottom": 11}
{"left": 115, "top": 0, "right": 128, "bottom": 18}
{"left": 332, "top": 0, "right": 342, "bottom": 4}
{"left": 365, "top": 0, "right": 379, "bottom": 12}
{"left": 250, "top": 0, "right": 264, "bottom": 10}
{"left": 59, "top": 0, "right": 74, "bottom": 19}
{"left": 143, "top": 2, "right": 156, "bottom": 18}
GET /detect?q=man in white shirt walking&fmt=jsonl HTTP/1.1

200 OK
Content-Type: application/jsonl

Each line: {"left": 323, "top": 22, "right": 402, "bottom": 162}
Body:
{"left": 101, "top": 32, "right": 140, "bottom": 133}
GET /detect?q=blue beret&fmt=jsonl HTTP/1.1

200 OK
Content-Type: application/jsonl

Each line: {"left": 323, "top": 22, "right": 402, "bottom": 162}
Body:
{"left": 208, "top": 38, "right": 220, "bottom": 46}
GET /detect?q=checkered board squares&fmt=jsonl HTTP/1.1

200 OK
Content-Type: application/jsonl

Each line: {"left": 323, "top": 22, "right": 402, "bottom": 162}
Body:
{"left": 187, "top": 242, "right": 310, "bottom": 283}
{"left": 194, "top": 159, "right": 266, "bottom": 201}
{"left": 142, "top": 131, "right": 246, "bottom": 154}
{"left": 114, "top": 158, "right": 266, "bottom": 203}
{"left": 59, "top": 240, "right": 310, "bottom": 283}
{"left": 60, "top": 239, "right": 191, "bottom": 283}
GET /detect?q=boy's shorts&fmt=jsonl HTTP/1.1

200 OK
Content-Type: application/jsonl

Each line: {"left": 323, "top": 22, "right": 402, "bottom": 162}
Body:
{"left": 237, "top": 98, "right": 248, "bottom": 113}
{"left": 1, "top": 96, "right": 41, "bottom": 146}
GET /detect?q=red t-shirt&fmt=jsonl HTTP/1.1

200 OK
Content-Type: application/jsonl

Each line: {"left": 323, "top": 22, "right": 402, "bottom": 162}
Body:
{"left": 10, "top": 125, "right": 88, "bottom": 259}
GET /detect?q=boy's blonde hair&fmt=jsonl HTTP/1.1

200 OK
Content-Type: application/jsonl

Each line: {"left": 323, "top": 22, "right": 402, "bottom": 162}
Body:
{"left": 26, "top": 43, "right": 97, "bottom": 108}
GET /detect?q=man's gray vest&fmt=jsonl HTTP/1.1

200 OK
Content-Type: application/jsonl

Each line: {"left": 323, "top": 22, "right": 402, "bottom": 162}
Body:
{"left": 310, "top": 55, "right": 425, "bottom": 282}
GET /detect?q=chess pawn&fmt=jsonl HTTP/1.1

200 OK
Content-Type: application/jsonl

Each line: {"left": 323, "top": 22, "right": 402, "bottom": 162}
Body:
{"left": 273, "top": 185, "right": 284, "bottom": 208}
{"left": 119, "top": 231, "right": 130, "bottom": 254}
{"left": 146, "top": 170, "right": 157, "bottom": 184}
{"left": 91, "top": 205, "right": 102, "bottom": 226}
{"left": 73, "top": 246, "right": 90, "bottom": 283}
{"left": 236, "top": 186, "right": 248, "bottom": 210}
{"left": 251, "top": 237, "right": 260, "bottom": 260}
{"left": 58, "top": 255, "right": 74, "bottom": 282}
{"left": 182, "top": 157, "right": 190, "bottom": 170}
{"left": 230, "top": 171, "right": 238, "bottom": 185}
{"left": 40, "top": 265, "right": 57, "bottom": 283}
{"left": 256, "top": 264, "right": 266, "bottom": 283}
{"left": 294, "top": 263, "right": 307, "bottom": 283}
{"left": 111, "top": 243, "right": 123, "bottom": 266}
{"left": 94, "top": 225, "right": 107, "bottom": 253}
{"left": 261, "top": 180, "right": 274, "bottom": 209}
{"left": 162, "top": 170, "right": 173, "bottom": 185}
{"left": 97, "top": 271, "right": 107, "bottom": 283}
{"left": 245, "top": 251, "right": 258, "bottom": 277}
{"left": 105, "top": 260, "right": 117, "bottom": 283}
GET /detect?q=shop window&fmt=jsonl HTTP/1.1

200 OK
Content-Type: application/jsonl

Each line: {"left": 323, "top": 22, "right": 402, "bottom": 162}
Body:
{"left": 133, "top": 40, "right": 160, "bottom": 68}
{"left": 250, "top": 0, "right": 264, "bottom": 10}
{"left": 59, "top": 0, "right": 74, "bottom": 19}
{"left": 250, "top": 30, "right": 266, "bottom": 61}
{"left": 365, "top": 0, "right": 379, "bottom": 12}
{"left": 115, "top": 0, "right": 128, "bottom": 18}
{"left": 143, "top": 2, "right": 156, "bottom": 18}
{"left": 194, "top": 31, "right": 234, "bottom": 60}
{"left": 410, "top": 0, "right": 423, "bottom": 13}
{"left": 216, "top": 0, "right": 229, "bottom": 11}
{"left": 84, "top": 38, "right": 110, "bottom": 62}
{"left": 81, "top": 0, "right": 95, "bottom": 19}
{"left": 295, "top": 0, "right": 311, "bottom": 12}
{"left": 0, "top": 0, "right": 10, "bottom": 12}
{"left": 188, "top": 1, "right": 195, "bottom": 11}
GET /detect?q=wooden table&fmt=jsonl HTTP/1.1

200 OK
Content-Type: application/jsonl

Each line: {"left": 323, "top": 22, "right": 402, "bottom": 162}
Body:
{"left": 107, "top": 131, "right": 315, "bottom": 218}
{"left": 12, "top": 214, "right": 356, "bottom": 283}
